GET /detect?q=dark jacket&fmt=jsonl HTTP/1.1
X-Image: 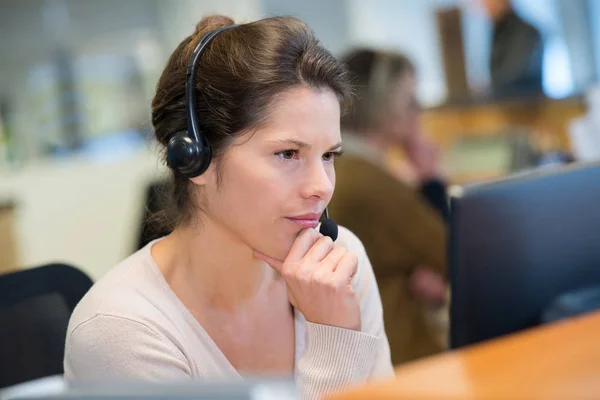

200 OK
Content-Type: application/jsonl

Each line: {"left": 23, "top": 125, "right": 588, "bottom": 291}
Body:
{"left": 490, "top": 10, "right": 544, "bottom": 97}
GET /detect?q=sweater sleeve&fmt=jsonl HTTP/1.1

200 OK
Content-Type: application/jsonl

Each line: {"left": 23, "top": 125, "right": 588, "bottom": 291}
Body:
{"left": 64, "top": 314, "right": 192, "bottom": 382}
{"left": 296, "top": 228, "right": 394, "bottom": 399}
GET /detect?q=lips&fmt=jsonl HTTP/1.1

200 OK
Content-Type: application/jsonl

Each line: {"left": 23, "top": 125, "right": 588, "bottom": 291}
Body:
{"left": 285, "top": 212, "right": 322, "bottom": 229}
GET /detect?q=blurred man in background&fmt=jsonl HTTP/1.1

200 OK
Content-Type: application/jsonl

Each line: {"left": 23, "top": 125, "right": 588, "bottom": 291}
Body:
{"left": 480, "top": 0, "right": 544, "bottom": 98}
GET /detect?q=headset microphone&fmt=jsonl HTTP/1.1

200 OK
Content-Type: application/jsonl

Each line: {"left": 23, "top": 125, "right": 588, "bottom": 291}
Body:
{"left": 319, "top": 208, "right": 338, "bottom": 241}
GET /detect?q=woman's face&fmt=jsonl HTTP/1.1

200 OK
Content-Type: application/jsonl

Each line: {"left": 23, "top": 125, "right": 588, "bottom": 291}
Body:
{"left": 195, "top": 86, "right": 342, "bottom": 260}
{"left": 383, "top": 71, "right": 421, "bottom": 144}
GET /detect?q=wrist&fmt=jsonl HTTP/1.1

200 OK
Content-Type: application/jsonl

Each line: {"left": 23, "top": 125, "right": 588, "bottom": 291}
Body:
{"left": 305, "top": 316, "right": 361, "bottom": 332}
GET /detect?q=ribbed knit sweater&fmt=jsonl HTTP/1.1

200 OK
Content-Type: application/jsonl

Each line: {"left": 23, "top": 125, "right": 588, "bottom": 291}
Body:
{"left": 63, "top": 226, "right": 394, "bottom": 399}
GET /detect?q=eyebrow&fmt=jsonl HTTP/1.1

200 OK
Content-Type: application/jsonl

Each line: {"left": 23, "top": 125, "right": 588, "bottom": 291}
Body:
{"left": 269, "top": 139, "right": 343, "bottom": 152}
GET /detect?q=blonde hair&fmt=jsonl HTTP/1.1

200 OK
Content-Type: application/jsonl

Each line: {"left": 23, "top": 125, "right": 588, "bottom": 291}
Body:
{"left": 341, "top": 48, "right": 415, "bottom": 132}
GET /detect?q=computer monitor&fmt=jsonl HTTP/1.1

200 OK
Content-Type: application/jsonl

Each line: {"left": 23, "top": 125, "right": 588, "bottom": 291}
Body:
{"left": 449, "top": 162, "right": 600, "bottom": 348}
{"left": 0, "top": 377, "right": 296, "bottom": 400}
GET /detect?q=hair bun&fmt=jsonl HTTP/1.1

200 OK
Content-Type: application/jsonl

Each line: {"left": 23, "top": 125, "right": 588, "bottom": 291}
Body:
{"left": 195, "top": 15, "right": 236, "bottom": 36}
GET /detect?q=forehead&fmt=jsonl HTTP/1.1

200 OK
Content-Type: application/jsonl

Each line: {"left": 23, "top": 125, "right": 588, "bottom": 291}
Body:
{"left": 237, "top": 86, "right": 342, "bottom": 146}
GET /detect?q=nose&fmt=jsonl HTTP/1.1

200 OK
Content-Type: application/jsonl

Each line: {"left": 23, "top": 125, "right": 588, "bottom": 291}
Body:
{"left": 300, "top": 158, "right": 335, "bottom": 201}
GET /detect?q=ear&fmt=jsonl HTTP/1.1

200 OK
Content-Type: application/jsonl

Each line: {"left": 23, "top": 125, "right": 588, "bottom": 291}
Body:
{"left": 189, "top": 162, "right": 217, "bottom": 186}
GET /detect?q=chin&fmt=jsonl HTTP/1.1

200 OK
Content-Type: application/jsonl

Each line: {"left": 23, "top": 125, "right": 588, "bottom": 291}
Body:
{"left": 275, "top": 236, "right": 297, "bottom": 261}
{"left": 250, "top": 219, "right": 305, "bottom": 261}
{"left": 259, "top": 232, "right": 297, "bottom": 262}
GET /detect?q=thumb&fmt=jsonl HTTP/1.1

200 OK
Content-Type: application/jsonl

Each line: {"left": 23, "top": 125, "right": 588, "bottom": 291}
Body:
{"left": 253, "top": 249, "right": 284, "bottom": 273}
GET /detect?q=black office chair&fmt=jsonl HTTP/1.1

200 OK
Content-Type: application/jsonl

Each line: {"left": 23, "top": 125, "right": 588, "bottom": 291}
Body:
{"left": 0, "top": 263, "right": 93, "bottom": 388}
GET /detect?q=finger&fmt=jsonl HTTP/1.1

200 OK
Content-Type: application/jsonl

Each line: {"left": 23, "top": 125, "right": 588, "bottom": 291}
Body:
{"left": 253, "top": 250, "right": 284, "bottom": 273}
{"left": 320, "top": 246, "right": 347, "bottom": 272}
{"left": 310, "top": 263, "right": 333, "bottom": 285}
{"left": 285, "top": 229, "right": 321, "bottom": 263}
{"left": 304, "top": 236, "right": 335, "bottom": 262}
{"left": 332, "top": 252, "right": 359, "bottom": 284}
{"left": 296, "top": 237, "right": 336, "bottom": 283}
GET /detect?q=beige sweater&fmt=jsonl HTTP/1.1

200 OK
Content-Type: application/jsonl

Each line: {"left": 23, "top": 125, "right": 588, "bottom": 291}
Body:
{"left": 64, "top": 226, "right": 394, "bottom": 399}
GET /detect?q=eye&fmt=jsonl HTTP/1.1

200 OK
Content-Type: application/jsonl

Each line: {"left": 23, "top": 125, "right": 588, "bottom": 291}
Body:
{"left": 323, "top": 151, "right": 344, "bottom": 162}
{"left": 275, "top": 149, "right": 299, "bottom": 161}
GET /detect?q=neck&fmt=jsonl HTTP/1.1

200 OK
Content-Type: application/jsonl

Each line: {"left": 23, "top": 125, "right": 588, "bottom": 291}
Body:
{"left": 156, "top": 217, "right": 277, "bottom": 311}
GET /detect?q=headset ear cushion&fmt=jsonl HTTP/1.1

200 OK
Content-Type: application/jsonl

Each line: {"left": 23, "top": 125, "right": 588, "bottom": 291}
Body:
{"left": 199, "top": 133, "right": 212, "bottom": 174}
{"left": 167, "top": 130, "right": 211, "bottom": 178}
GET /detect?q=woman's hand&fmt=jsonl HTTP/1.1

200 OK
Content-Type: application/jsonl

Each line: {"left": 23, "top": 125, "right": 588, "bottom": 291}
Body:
{"left": 408, "top": 265, "right": 447, "bottom": 308}
{"left": 402, "top": 130, "right": 444, "bottom": 183}
{"left": 254, "top": 229, "right": 361, "bottom": 331}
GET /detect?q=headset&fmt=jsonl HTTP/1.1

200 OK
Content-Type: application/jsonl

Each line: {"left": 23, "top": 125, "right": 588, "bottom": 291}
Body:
{"left": 166, "top": 25, "right": 238, "bottom": 178}
{"left": 165, "top": 25, "right": 338, "bottom": 241}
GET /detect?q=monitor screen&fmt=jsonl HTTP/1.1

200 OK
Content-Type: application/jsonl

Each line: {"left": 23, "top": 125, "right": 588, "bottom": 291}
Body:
{"left": 449, "top": 162, "right": 600, "bottom": 348}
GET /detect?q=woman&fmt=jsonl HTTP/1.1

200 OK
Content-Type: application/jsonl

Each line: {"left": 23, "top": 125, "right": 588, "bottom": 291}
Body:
{"left": 63, "top": 15, "right": 393, "bottom": 399}
{"left": 327, "top": 48, "right": 449, "bottom": 364}
{"left": 344, "top": 48, "right": 449, "bottom": 220}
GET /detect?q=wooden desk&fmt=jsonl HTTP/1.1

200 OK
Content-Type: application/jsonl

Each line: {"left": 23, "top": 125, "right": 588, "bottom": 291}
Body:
{"left": 331, "top": 311, "right": 600, "bottom": 399}
{"left": 421, "top": 96, "right": 586, "bottom": 184}
{"left": 422, "top": 96, "right": 585, "bottom": 152}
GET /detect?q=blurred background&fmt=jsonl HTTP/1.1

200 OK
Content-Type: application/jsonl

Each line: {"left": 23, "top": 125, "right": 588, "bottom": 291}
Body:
{"left": 2, "top": 0, "right": 600, "bottom": 392}
{"left": 0, "top": 0, "right": 599, "bottom": 284}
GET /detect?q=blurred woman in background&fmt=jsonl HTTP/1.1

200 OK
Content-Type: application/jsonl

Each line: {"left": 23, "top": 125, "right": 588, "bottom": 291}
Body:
{"left": 345, "top": 49, "right": 449, "bottom": 219}
{"left": 328, "top": 48, "right": 449, "bottom": 364}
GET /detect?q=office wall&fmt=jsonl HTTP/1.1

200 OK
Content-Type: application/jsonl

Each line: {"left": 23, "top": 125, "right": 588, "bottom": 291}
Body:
{"left": 263, "top": 0, "right": 351, "bottom": 56}
{"left": 155, "top": 0, "right": 262, "bottom": 52}
{"left": 0, "top": 0, "right": 163, "bottom": 163}
{"left": 556, "top": 0, "right": 596, "bottom": 94}
{"left": 461, "top": 1, "right": 492, "bottom": 93}
{"left": 346, "top": 0, "right": 456, "bottom": 106}
{"left": 588, "top": 0, "right": 600, "bottom": 86}
{"left": 0, "top": 148, "right": 167, "bottom": 280}
{"left": 0, "top": 0, "right": 464, "bottom": 161}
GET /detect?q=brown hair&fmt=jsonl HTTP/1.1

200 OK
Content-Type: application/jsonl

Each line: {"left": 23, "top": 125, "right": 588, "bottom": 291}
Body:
{"left": 149, "top": 15, "right": 352, "bottom": 231}
{"left": 340, "top": 48, "right": 415, "bottom": 132}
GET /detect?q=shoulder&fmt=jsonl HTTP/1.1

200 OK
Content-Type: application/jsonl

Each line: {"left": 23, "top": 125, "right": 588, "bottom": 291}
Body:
{"left": 335, "top": 154, "right": 390, "bottom": 184}
{"left": 67, "top": 244, "right": 173, "bottom": 345}
{"left": 333, "top": 154, "right": 416, "bottom": 205}
{"left": 336, "top": 225, "right": 366, "bottom": 255}
{"left": 512, "top": 14, "right": 541, "bottom": 39}
{"left": 64, "top": 312, "right": 191, "bottom": 381}
{"left": 336, "top": 226, "right": 373, "bottom": 288}
{"left": 64, "top": 244, "right": 192, "bottom": 381}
